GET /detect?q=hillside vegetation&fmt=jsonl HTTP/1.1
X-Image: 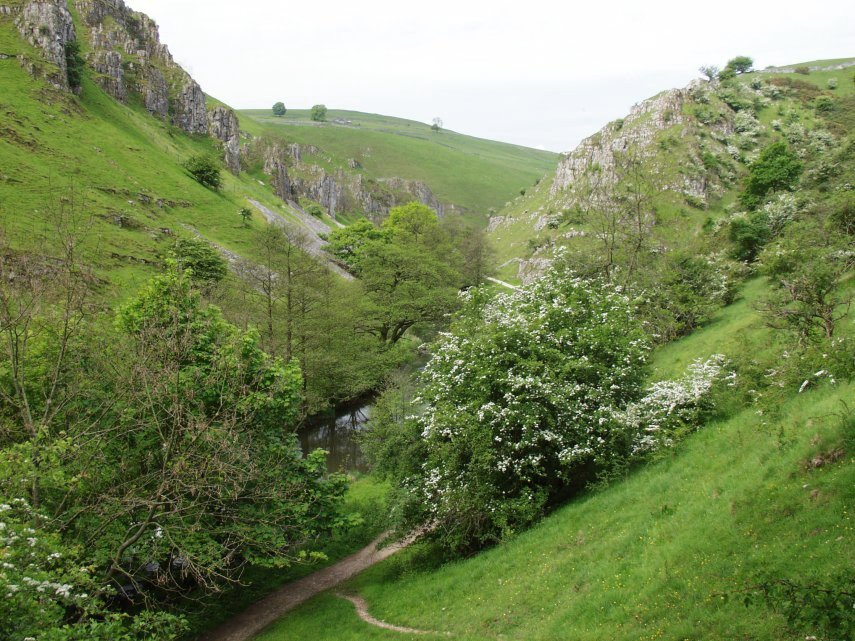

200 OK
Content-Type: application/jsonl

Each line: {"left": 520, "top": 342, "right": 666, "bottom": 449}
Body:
{"left": 1, "top": 4, "right": 852, "bottom": 639}
{"left": 254, "top": 276, "right": 854, "bottom": 641}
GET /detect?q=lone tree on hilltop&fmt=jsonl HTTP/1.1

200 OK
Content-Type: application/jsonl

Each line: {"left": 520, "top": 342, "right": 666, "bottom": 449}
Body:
{"left": 725, "top": 56, "right": 754, "bottom": 75}
{"left": 431, "top": 117, "right": 443, "bottom": 132}
{"left": 311, "top": 104, "right": 328, "bottom": 122}
{"left": 272, "top": 102, "right": 287, "bottom": 117}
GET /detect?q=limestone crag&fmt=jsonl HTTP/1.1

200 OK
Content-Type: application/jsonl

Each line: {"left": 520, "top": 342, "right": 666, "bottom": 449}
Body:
{"left": 553, "top": 88, "right": 688, "bottom": 194}
{"left": 140, "top": 64, "right": 168, "bottom": 117}
{"left": 172, "top": 78, "right": 207, "bottom": 134}
{"left": 70, "top": 0, "right": 210, "bottom": 136}
{"left": 208, "top": 106, "right": 242, "bottom": 174}
{"left": 262, "top": 144, "right": 294, "bottom": 201}
{"left": 551, "top": 80, "right": 733, "bottom": 204}
{"left": 90, "top": 48, "right": 125, "bottom": 100}
{"left": 14, "top": 0, "right": 76, "bottom": 90}
{"left": 253, "top": 140, "right": 446, "bottom": 221}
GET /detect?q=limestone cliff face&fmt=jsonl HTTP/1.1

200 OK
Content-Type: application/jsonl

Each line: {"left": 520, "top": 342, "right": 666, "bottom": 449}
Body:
{"left": 72, "top": 0, "right": 212, "bottom": 135}
{"left": 251, "top": 141, "right": 446, "bottom": 221}
{"left": 7, "top": 0, "right": 245, "bottom": 169}
{"left": 208, "top": 106, "right": 241, "bottom": 174}
{"left": 13, "top": 0, "right": 76, "bottom": 90}
{"left": 551, "top": 80, "right": 734, "bottom": 204}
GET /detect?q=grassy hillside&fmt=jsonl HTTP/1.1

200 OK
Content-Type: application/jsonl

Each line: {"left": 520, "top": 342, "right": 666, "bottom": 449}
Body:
{"left": 0, "top": 24, "right": 321, "bottom": 300}
{"left": 240, "top": 109, "right": 558, "bottom": 216}
{"left": 252, "top": 276, "right": 854, "bottom": 641}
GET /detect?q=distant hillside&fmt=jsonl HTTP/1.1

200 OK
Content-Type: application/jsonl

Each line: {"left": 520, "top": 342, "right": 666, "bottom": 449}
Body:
{"left": 240, "top": 108, "right": 558, "bottom": 222}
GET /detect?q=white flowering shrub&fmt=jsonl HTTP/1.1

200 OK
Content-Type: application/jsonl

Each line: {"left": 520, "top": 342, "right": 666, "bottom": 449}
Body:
{"left": 734, "top": 111, "right": 762, "bottom": 136}
{"left": 616, "top": 355, "right": 730, "bottom": 455}
{"left": 399, "top": 270, "right": 652, "bottom": 549}
{"left": 0, "top": 498, "right": 186, "bottom": 640}
{"left": 761, "top": 193, "right": 799, "bottom": 234}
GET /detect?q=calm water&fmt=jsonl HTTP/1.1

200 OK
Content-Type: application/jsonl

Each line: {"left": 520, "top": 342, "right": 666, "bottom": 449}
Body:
{"left": 298, "top": 403, "right": 372, "bottom": 473}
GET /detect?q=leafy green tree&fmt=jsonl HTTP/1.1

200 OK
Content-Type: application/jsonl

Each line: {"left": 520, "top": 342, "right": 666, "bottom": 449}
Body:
{"left": 171, "top": 236, "right": 228, "bottom": 286}
{"left": 183, "top": 154, "right": 222, "bottom": 190}
{"left": 699, "top": 64, "right": 719, "bottom": 81}
{"left": 325, "top": 218, "right": 389, "bottom": 270}
{"left": 272, "top": 101, "right": 287, "bottom": 116}
{"left": 739, "top": 141, "right": 802, "bottom": 210}
{"left": 760, "top": 230, "right": 852, "bottom": 343}
{"left": 239, "top": 206, "right": 253, "bottom": 226}
{"left": 354, "top": 203, "right": 462, "bottom": 345}
{"left": 310, "top": 104, "right": 328, "bottom": 122}
{"left": 725, "top": 55, "right": 754, "bottom": 75}
{"left": 729, "top": 211, "right": 772, "bottom": 262}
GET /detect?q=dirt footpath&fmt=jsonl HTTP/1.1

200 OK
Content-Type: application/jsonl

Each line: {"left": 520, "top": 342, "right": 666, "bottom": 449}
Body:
{"left": 197, "top": 532, "right": 415, "bottom": 641}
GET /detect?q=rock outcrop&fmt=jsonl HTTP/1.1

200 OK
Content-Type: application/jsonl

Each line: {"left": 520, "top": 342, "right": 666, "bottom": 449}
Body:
{"left": 14, "top": 0, "right": 77, "bottom": 90}
{"left": 208, "top": 106, "right": 241, "bottom": 174}
{"left": 71, "top": 0, "right": 210, "bottom": 136}
{"left": 551, "top": 80, "right": 733, "bottom": 204}
{"left": 263, "top": 144, "right": 294, "bottom": 201}
{"left": 252, "top": 140, "right": 446, "bottom": 221}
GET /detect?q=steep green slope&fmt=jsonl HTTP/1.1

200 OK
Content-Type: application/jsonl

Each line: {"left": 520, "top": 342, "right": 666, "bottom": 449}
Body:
{"left": 252, "top": 277, "right": 854, "bottom": 641}
{"left": 241, "top": 108, "right": 558, "bottom": 218}
{"left": 0, "top": 16, "right": 311, "bottom": 300}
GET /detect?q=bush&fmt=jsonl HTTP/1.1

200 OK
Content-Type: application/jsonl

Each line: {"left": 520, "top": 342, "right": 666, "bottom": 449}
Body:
{"left": 794, "top": 66, "right": 810, "bottom": 75}
{"left": 389, "top": 272, "right": 652, "bottom": 550}
{"left": 739, "top": 141, "right": 802, "bottom": 210}
{"left": 310, "top": 104, "right": 328, "bottom": 122}
{"left": 183, "top": 154, "right": 222, "bottom": 190}
{"left": 725, "top": 55, "right": 754, "bottom": 75}
{"left": 827, "top": 77, "right": 838, "bottom": 90}
{"left": 171, "top": 236, "right": 228, "bottom": 285}
{"left": 729, "top": 211, "right": 771, "bottom": 262}
{"left": 272, "top": 101, "right": 286, "bottom": 116}
{"left": 306, "top": 203, "right": 324, "bottom": 217}
{"left": 814, "top": 95, "right": 834, "bottom": 113}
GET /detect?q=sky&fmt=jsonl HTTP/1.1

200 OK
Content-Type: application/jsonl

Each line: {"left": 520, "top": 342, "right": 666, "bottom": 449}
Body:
{"left": 129, "top": 0, "right": 854, "bottom": 152}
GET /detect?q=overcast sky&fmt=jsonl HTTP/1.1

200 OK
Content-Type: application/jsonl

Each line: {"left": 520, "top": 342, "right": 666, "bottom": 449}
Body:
{"left": 130, "top": 0, "right": 854, "bottom": 152}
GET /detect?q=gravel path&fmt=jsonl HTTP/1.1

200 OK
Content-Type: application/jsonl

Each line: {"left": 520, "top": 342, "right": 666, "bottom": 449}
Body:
{"left": 197, "top": 532, "right": 418, "bottom": 641}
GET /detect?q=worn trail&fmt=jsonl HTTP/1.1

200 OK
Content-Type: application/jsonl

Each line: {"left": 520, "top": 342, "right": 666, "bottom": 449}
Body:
{"left": 197, "top": 532, "right": 416, "bottom": 641}
{"left": 336, "top": 592, "right": 438, "bottom": 635}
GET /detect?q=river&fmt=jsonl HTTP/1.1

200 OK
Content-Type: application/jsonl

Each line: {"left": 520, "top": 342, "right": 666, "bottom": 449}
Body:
{"left": 298, "top": 402, "right": 372, "bottom": 473}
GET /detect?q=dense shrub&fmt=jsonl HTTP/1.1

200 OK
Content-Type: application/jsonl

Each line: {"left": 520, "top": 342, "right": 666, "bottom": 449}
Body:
{"left": 739, "top": 141, "right": 802, "bottom": 210}
{"left": 64, "top": 40, "right": 84, "bottom": 90}
{"left": 171, "top": 236, "right": 228, "bottom": 285}
{"left": 381, "top": 272, "right": 652, "bottom": 549}
{"left": 183, "top": 154, "right": 222, "bottom": 190}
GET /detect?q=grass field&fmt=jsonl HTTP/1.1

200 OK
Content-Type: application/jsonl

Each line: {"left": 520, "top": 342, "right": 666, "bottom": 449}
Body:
{"left": 252, "top": 276, "right": 854, "bottom": 641}
{"left": 240, "top": 109, "right": 558, "bottom": 216}
{"left": 755, "top": 57, "right": 855, "bottom": 96}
